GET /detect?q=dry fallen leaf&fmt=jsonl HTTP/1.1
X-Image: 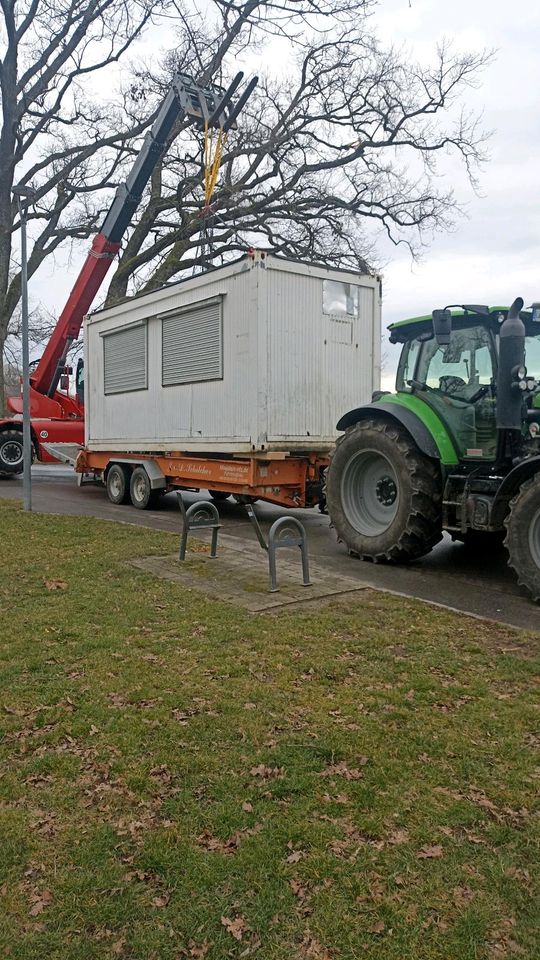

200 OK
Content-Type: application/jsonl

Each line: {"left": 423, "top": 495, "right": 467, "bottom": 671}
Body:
{"left": 188, "top": 940, "right": 210, "bottom": 958}
{"left": 221, "top": 915, "right": 248, "bottom": 941}
{"left": 387, "top": 828, "right": 410, "bottom": 845}
{"left": 417, "top": 844, "right": 443, "bottom": 859}
{"left": 319, "top": 759, "right": 368, "bottom": 781}
{"left": 285, "top": 849, "right": 305, "bottom": 864}
{"left": 249, "top": 764, "right": 285, "bottom": 780}
{"left": 45, "top": 579, "right": 67, "bottom": 590}
{"left": 151, "top": 893, "right": 170, "bottom": 908}
{"left": 28, "top": 889, "right": 53, "bottom": 916}
{"left": 368, "top": 920, "right": 386, "bottom": 935}
{"left": 242, "top": 801, "right": 254, "bottom": 813}
{"left": 298, "top": 930, "right": 332, "bottom": 958}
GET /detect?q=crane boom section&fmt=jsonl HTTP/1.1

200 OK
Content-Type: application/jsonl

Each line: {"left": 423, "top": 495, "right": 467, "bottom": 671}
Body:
{"left": 32, "top": 72, "right": 243, "bottom": 398}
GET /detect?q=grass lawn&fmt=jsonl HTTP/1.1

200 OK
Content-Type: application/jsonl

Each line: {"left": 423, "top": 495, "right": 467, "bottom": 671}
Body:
{"left": 0, "top": 498, "right": 538, "bottom": 960}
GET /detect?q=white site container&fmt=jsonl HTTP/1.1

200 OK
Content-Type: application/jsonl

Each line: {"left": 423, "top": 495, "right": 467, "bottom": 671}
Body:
{"left": 84, "top": 252, "right": 381, "bottom": 455}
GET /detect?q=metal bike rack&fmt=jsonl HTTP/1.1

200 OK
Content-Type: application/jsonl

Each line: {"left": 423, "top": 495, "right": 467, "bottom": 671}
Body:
{"left": 244, "top": 503, "right": 312, "bottom": 593}
{"left": 177, "top": 493, "right": 221, "bottom": 561}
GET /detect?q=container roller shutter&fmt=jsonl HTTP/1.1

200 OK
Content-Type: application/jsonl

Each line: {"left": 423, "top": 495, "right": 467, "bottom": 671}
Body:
{"left": 162, "top": 298, "right": 222, "bottom": 386}
{"left": 103, "top": 322, "right": 147, "bottom": 394}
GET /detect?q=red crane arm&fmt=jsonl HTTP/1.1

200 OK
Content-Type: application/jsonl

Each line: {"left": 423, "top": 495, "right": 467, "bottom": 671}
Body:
{"left": 28, "top": 71, "right": 257, "bottom": 401}
{"left": 30, "top": 234, "right": 120, "bottom": 396}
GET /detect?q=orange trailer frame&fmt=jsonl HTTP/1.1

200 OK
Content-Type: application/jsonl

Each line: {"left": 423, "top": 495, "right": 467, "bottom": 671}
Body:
{"left": 76, "top": 449, "right": 330, "bottom": 509}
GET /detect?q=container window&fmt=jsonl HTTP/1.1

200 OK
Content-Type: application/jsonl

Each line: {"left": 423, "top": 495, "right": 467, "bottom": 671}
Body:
{"left": 162, "top": 298, "right": 223, "bottom": 386}
{"left": 323, "top": 280, "right": 359, "bottom": 317}
{"left": 103, "top": 322, "right": 147, "bottom": 395}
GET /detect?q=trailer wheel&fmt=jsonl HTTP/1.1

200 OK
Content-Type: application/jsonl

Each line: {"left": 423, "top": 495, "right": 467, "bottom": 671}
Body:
{"left": 106, "top": 464, "right": 131, "bottom": 505}
{"left": 504, "top": 474, "right": 540, "bottom": 602}
{"left": 130, "top": 466, "right": 160, "bottom": 510}
{"left": 0, "top": 429, "right": 24, "bottom": 475}
{"left": 326, "top": 417, "right": 442, "bottom": 562}
{"left": 208, "top": 490, "right": 231, "bottom": 502}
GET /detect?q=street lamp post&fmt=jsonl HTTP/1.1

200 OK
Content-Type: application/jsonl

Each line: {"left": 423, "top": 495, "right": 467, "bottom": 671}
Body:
{"left": 12, "top": 184, "right": 36, "bottom": 512}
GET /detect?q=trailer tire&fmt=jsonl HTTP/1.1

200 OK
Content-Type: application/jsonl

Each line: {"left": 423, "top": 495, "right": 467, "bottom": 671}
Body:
{"left": 130, "top": 466, "right": 160, "bottom": 510}
{"left": 0, "top": 429, "right": 24, "bottom": 475}
{"left": 106, "top": 464, "right": 131, "bottom": 505}
{"left": 326, "top": 417, "right": 442, "bottom": 562}
{"left": 504, "top": 474, "right": 540, "bottom": 602}
{"left": 208, "top": 490, "right": 231, "bottom": 502}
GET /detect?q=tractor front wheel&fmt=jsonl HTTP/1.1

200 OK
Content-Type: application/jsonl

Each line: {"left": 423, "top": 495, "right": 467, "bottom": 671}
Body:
{"left": 505, "top": 474, "right": 540, "bottom": 602}
{"left": 326, "top": 418, "right": 442, "bottom": 562}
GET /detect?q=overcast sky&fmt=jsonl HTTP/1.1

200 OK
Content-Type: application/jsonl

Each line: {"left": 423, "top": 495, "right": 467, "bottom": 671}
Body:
{"left": 375, "top": 0, "right": 540, "bottom": 382}
{"left": 28, "top": 0, "right": 540, "bottom": 385}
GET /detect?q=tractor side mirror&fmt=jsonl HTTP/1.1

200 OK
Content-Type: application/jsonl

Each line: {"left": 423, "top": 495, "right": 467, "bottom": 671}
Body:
{"left": 432, "top": 309, "right": 452, "bottom": 345}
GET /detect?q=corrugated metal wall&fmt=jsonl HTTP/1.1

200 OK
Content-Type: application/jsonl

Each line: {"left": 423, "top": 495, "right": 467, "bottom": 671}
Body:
{"left": 85, "top": 256, "right": 380, "bottom": 454}
{"left": 265, "top": 262, "right": 378, "bottom": 442}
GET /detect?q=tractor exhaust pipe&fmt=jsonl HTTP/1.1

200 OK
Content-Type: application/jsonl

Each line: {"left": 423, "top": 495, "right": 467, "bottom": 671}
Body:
{"left": 496, "top": 296, "right": 525, "bottom": 464}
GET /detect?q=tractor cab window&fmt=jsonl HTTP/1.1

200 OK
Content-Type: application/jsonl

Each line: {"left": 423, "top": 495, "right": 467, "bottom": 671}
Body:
{"left": 525, "top": 330, "right": 540, "bottom": 380}
{"left": 396, "top": 337, "right": 422, "bottom": 391}
{"left": 416, "top": 325, "right": 495, "bottom": 402}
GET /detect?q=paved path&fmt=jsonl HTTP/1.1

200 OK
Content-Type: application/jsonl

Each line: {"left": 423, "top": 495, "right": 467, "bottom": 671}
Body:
{"left": 2, "top": 464, "right": 539, "bottom": 633}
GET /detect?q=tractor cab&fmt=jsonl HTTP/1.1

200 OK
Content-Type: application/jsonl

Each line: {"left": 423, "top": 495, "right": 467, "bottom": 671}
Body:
{"left": 390, "top": 306, "right": 540, "bottom": 462}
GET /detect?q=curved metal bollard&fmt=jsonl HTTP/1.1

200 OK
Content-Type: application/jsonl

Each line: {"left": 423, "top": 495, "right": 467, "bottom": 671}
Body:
{"left": 177, "top": 493, "right": 221, "bottom": 561}
{"left": 267, "top": 516, "right": 312, "bottom": 593}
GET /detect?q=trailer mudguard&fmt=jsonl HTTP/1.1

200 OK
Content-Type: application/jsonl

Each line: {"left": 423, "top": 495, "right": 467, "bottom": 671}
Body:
{"left": 336, "top": 398, "right": 458, "bottom": 464}
{"left": 491, "top": 455, "right": 540, "bottom": 526}
{"left": 105, "top": 457, "right": 167, "bottom": 490}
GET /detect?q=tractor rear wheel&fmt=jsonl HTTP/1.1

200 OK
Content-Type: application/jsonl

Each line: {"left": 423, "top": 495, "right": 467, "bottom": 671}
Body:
{"left": 504, "top": 474, "right": 540, "bottom": 602}
{"left": 326, "top": 418, "right": 442, "bottom": 562}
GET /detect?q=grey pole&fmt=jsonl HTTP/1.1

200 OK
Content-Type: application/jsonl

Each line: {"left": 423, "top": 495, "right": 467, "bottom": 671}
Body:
{"left": 13, "top": 185, "right": 36, "bottom": 511}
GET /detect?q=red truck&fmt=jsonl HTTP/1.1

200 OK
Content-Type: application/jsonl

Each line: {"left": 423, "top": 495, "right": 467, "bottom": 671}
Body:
{"left": 0, "top": 71, "right": 256, "bottom": 476}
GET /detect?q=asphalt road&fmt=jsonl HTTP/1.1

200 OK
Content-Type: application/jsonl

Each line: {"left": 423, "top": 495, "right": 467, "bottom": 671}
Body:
{"left": 3, "top": 464, "right": 539, "bottom": 633}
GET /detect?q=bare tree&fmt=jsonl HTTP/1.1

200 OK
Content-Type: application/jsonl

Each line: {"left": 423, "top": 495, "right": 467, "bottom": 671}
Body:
{"left": 103, "top": 10, "right": 492, "bottom": 304}
{"left": 0, "top": 0, "right": 172, "bottom": 410}
{"left": 0, "top": 0, "right": 368, "bottom": 410}
{"left": 1, "top": 0, "right": 491, "bottom": 407}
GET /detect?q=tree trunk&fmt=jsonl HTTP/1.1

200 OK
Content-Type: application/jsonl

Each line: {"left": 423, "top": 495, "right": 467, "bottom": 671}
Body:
{"left": 0, "top": 333, "right": 7, "bottom": 417}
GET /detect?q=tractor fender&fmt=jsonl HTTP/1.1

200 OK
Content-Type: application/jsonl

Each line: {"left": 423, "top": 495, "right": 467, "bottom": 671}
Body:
{"left": 491, "top": 455, "right": 540, "bottom": 527}
{"left": 336, "top": 402, "right": 440, "bottom": 460}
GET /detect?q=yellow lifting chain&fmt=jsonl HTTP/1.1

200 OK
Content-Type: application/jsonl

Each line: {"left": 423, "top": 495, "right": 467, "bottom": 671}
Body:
{"left": 203, "top": 120, "right": 227, "bottom": 210}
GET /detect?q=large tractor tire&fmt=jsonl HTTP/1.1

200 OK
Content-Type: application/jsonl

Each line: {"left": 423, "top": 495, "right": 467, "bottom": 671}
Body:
{"left": 504, "top": 474, "right": 540, "bottom": 602}
{"left": 326, "top": 417, "right": 443, "bottom": 562}
{"left": 0, "top": 429, "right": 24, "bottom": 475}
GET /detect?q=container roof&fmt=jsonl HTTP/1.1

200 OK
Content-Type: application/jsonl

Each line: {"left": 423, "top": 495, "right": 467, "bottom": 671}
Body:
{"left": 90, "top": 250, "right": 377, "bottom": 318}
{"left": 388, "top": 306, "right": 509, "bottom": 342}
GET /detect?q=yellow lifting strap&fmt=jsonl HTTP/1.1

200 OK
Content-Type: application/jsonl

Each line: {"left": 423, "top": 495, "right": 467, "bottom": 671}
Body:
{"left": 203, "top": 120, "right": 227, "bottom": 209}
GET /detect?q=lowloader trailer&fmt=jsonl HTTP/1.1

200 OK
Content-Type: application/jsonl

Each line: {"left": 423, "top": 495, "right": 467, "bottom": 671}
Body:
{"left": 75, "top": 251, "right": 382, "bottom": 509}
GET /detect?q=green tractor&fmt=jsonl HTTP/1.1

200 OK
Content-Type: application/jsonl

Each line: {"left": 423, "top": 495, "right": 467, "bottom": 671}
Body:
{"left": 326, "top": 298, "right": 540, "bottom": 601}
